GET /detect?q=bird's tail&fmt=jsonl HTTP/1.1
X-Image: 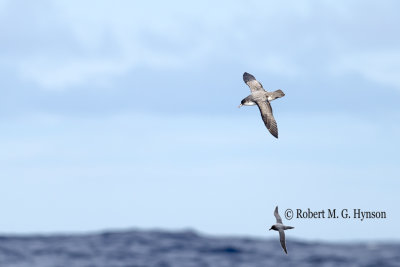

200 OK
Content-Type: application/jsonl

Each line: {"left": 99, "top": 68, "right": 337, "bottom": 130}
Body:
{"left": 284, "top": 226, "right": 294, "bottom": 230}
{"left": 269, "top": 89, "right": 285, "bottom": 101}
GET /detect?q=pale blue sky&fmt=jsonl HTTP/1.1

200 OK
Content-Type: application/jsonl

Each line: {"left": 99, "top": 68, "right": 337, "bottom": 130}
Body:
{"left": 0, "top": 0, "right": 399, "bottom": 241}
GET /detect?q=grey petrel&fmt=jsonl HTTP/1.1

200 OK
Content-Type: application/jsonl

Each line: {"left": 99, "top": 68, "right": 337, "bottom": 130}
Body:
{"left": 239, "top": 72, "right": 285, "bottom": 138}
{"left": 269, "top": 206, "right": 294, "bottom": 254}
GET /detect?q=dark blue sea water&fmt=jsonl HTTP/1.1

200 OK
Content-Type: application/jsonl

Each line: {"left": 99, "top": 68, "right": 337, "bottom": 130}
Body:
{"left": 0, "top": 229, "right": 399, "bottom": 267}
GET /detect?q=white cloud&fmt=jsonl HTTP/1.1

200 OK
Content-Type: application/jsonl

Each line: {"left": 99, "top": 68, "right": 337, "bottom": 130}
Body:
{"left": 18, "top": 57, "right": 130, "bottom": 90}
{"left": 253, "top": 54, "right": 302, "bottom": 77}
{"left": 3, "top": 0, "right": 400, "bottom": 91}
{"left": 332, "top": 51, "right": 400, "bottom": 90}
{"left": 2, "top": 0, "right": 319, "bottom": 89}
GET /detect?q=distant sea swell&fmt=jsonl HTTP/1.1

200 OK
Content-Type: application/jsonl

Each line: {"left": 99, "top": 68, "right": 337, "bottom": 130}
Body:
{"left": 0, "top": 229, "right": 399, "bottom": 267}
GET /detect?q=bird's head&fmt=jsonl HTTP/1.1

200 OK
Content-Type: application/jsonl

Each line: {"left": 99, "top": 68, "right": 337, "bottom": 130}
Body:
{"left": 269, "top": 225, "right": 276, "bottom": 231}
{"left": 238, "top": 99, "right": 246, "bottom": 108}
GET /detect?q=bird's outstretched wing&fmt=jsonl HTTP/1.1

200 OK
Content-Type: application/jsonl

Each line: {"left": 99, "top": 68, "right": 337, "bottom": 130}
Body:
{"left": 255, "top": 100, "right": 278, "bottom": 138}
{"left": 279, "top": 230, "right": 288, "bottom": 254}
{"left": 243, "top": 72, "right": 264, "bottom": 92}
{"left": 274, "top": 206, "right": 283, "bottom": 224}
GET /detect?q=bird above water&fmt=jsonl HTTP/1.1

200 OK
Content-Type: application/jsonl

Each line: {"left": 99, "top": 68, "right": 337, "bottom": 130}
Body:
{"left": 269, "top": 206, "right": 294, "bottom": 254}
{"left": 239, "top": 72, "right": 285, "bottom": 138}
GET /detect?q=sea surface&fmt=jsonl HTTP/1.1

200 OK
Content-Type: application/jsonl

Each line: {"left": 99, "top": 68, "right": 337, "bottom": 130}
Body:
{"left": 0, "top": 229, "right": 399, "bottom": 267}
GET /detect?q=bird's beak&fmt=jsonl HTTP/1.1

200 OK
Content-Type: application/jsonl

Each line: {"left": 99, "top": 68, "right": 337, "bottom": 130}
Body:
{"left": 269, "top": 228, "right": 272, "bottom": 231}
{"left": 238, "top": 104, "right": 243, "bottom": 108}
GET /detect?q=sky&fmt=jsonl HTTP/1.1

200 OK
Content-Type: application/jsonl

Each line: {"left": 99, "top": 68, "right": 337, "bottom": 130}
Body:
{"left": 0, "top": 0, "right": 400, "bottom": 242}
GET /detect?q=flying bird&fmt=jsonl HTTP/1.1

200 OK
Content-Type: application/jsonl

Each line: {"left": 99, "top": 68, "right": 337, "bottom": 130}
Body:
{"left": 269, "top": 206, "right": 294, "bottom": 254}
{"left": 239, "top": 72, "right": 285, "bottom": 138}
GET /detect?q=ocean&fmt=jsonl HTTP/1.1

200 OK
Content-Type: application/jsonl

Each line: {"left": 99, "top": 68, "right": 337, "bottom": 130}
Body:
{"left": 0, "top": 229, "right": 399, "bottom": 267}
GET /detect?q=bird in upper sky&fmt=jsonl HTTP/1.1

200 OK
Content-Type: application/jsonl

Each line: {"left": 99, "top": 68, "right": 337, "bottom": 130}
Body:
{"left": 238, "top": 72, "right": 285, "bottom": 138}
{"left": 269, "top": 206, "right": 294, "bottom": 254}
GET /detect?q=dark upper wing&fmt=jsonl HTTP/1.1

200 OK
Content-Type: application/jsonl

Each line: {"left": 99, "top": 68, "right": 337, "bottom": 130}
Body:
{"left": 279, "top": 230, "right": 288, "bottom": 254}
{"left": 274, "top": 206, "right": 282, "bottom": 224}
{"left": 255, "top": 100, "right": 278, "bottom": 138}
{"left": 243, "top": 72, "right": 264, "bottom": 92}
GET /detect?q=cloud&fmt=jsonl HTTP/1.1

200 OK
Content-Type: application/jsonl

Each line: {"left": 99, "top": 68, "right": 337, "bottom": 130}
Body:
{"left": 0, "top": 1, "right": 325, "bottom": 89}
{"left": 18, "top": 57, "right": 130, "bottom": 90}
{"left": 2, "top": 0, "right": 400, "bottom": 93}
{"left": 332, "top": 50, "right": 400, "bottom": 90}
{"left": 1, "top": 1, "right": 214, "bottom": 89}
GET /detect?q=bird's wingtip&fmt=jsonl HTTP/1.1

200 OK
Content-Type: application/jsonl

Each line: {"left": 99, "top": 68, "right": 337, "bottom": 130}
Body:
{"left": 270, "top": 133, "right": 278, "bottom": 139}
{"left": 243, "top": 72, "right": 255, "bottom": 83}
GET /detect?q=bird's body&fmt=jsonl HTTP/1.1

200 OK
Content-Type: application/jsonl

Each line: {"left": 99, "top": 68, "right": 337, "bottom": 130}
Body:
{"left": 239, "top": 72, "right": 285, "bottom": 138}
{"left": 269, "top": 206, "right": 294, "bottom": 254}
